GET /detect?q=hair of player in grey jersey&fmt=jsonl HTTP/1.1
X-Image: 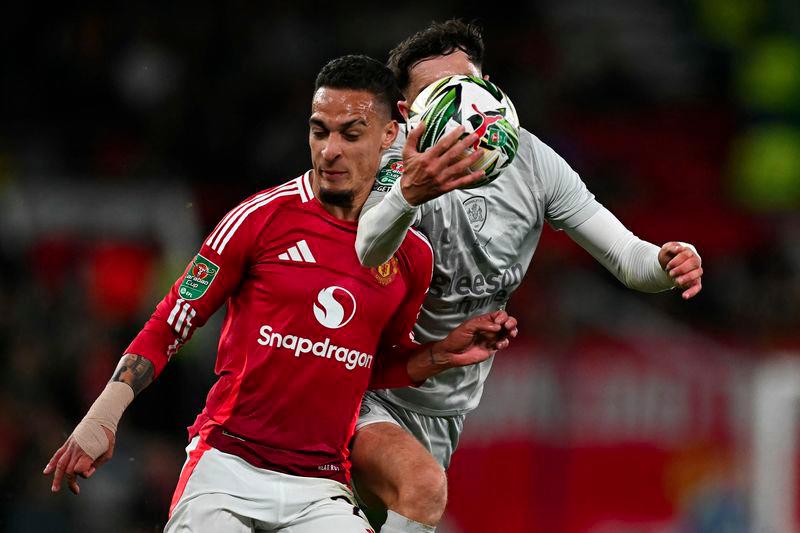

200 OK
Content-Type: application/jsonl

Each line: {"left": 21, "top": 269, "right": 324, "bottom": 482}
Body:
{"left": 388, "top": 19, "right": 485, "bottom": 92}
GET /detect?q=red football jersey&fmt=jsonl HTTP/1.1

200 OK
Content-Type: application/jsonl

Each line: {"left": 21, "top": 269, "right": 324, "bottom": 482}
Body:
{"left": 127, "top": 171, "right": 433, "bottom": 484}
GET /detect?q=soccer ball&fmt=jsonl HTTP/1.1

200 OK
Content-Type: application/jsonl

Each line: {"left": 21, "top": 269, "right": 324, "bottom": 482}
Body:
{"left": 407, "top": 75, "right": 520, "bottom": 189}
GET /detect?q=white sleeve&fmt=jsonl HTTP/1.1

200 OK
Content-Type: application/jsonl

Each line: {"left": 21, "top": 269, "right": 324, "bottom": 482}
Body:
{"left": 565, "top": 206, "right": 677, "bottom": 293}
{"left": 355, "top": 182, "right": 422, "bottom": 267}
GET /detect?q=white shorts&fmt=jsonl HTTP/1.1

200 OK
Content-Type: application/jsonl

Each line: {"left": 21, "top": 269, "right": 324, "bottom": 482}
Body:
{"left": 165, "top": 436, "right": 373, "bottom": 533}
{"left": 356, "top": 391, "right": 465, "bottom": 469}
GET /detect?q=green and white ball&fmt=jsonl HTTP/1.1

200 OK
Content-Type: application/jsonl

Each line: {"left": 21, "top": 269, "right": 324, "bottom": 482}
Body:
{"left": 407, "top": 75, "right": 520, "bottom": 188}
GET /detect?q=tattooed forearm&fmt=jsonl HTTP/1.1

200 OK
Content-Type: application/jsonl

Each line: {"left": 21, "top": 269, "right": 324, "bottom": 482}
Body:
{"left": 111, "top": 354, "right": 155, "bottom": 396}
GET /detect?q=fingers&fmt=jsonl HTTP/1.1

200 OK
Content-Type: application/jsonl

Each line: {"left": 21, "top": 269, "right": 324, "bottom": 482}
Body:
{"left": 73, "top": 455, "right": 94, "bottom": 477}
{"left": 43, "top": 443, "right": 67, "bottom": 475}
{"left": 658, "top": 242, "right": 684, "bottom": 269}
{"left": 665, "top": 249, "right": 697, "bottom": 271}
{"left": 51, "top": 454, "right": 67, "bottom": 492}
{"left": 67, "top": 473, "right": 81, "bottom": 495}
{"left": 53, "top": 451, "right": 91, "bottom": 495}
{"left": 64, "top": 450, "right": 83, "bottom": 495}
{"left": 472, "top": 320, "right": 502, "bottom": 334}
{"left": 439, "top": 129, "right": 477, "bottom": 161}
{"left": 404, "top": 121, "right": 426, "bottom": 155}
{"left": 488, "top": 312, "right": 518, "bottom": 335}
{"left": 490, "top": 310, "right": 509, "bottom": 323}
{"left": 666, "top": 248, "right": 703, "bottom": 289}
{"left": 664, "top": 242, "right": 683, "bottom": 256}
{"left": 428, "top": 125, "right": 466, "bottom": 157}
{"left": 682, "top": 280, "right": 702, "bottom": 299}
{"left": 503, "top": 317, "right": 518, "bottom": 339}
{"left": 47, "top": 440, "right": 95, "bottom": 494}
{"left": 440, "top": 145, "right": 484, "bottom": 177}
{"left": 443, "top": 169, "right": 486, "bottom": 191}
{"left": 476, "top": 312, "right": 519, "bottom": 347}
{"left": 660, "top": 242, "right": 703, "bottom": 300}
{"left": 673, "top": 266, "right": 703, "bottom": 287}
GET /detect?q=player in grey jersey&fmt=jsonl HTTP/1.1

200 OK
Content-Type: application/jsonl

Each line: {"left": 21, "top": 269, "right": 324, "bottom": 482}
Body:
{"left": 349, "top": 20, "right": 704, "bottom": 533}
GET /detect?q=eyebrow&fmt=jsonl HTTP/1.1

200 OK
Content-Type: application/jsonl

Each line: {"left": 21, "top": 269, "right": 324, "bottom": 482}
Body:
{"left": 308, "top": 118, "right": 368, "bottom": 130}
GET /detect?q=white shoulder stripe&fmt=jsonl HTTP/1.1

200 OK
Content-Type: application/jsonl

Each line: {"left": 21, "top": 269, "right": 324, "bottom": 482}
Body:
{"left": 302, "top": 170, "right": 314, "bottom": 201}
{"left": 408, "top": 227, "right": 434, "bottom": 286}
{"left": 408, "top": 227, "right": 433, "bottom": 256}
{"left": 206, "top": 180, "right": 298, "bottom": 250}
{"left": 215, "top": 189, "right": 300, "bottom": 253}
{"left": 296, "top": 175, "right": 308, "bottom": 203}
{"left": 205, "top": 184, "right": 285, "bottom": 248}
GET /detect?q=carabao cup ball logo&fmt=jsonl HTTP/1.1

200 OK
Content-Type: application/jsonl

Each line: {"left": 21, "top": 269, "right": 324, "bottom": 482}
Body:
{"left": 313, "top": 286, "right": 357, "bottom": 329}
{"left": 407, "top": 75, "right": 520, "bottom": 189}
{"left": 192, "top": 263, "right": 209, "bottom": 279}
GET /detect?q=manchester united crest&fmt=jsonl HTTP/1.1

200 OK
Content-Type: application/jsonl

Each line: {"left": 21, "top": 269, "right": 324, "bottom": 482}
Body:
{"left": 372, "top": 256, "right": 399, "bottom": 286}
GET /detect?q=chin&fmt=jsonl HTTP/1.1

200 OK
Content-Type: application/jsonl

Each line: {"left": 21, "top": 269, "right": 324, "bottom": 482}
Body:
{"left": 318, "top": 187, "right": 355, "bottom": 208}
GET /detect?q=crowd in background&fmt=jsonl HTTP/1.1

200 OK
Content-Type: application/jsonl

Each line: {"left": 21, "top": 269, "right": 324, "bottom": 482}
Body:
{"left": 1, "top": 2, "right": 798, "bottom": 531}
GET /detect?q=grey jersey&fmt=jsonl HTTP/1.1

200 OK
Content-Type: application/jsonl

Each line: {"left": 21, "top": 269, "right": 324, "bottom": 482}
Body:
{"left": 364, "top": 127, "right": 600, "bottom": 415}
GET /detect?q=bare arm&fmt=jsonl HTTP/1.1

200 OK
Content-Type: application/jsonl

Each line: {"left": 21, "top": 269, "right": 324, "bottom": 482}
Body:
{"left": 112, "top": 353, "right": 155, "bottom": 395}
{"left": 43, "top": 353, "right": 154, "bottom": 495}
{"left": 405, "top": 310, "right": 518, "bottom": 383}
{"left": 369, "top": 310, "right": 518, "bottom": 389}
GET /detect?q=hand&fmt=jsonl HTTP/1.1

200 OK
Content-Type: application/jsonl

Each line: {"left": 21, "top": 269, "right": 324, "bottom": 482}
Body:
{"left": 399, "top": 122, "right": 487, "bottom": 205}
{"left": 434, "top": 310, "right": 519, "bottom": 368}
{"left": 658, "top": 241, "right": 703, "bottom": 300}
{"left": 43, "top": 427, "right": 115, "bottom": 495}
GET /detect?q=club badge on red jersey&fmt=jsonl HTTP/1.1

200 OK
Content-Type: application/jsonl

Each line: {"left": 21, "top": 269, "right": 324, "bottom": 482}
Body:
{"left": 372, "top": 256, "right": 399, "bottom": 286}
{"left": 179, "top": 254, "right": 219, "bottom": 300}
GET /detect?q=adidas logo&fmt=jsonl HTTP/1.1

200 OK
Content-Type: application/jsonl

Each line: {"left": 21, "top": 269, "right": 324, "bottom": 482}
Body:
{"left": 279, "top": 239, "right": 316, "bottom": 263}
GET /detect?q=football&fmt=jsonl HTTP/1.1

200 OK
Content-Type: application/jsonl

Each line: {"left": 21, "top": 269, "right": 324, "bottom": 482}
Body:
{"left": 407, "top": 75, "right": 520, "bottom": 188}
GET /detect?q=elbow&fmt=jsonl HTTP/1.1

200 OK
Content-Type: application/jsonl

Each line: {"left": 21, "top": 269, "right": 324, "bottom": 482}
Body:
{"left": 355, "top": 239, "right": 388, "bottom": 268}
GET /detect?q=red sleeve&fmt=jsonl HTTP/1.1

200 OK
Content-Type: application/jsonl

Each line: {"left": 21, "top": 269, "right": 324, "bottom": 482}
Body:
{"left": 368, "top": 229, "right": 434, "bottom": 389}
{"left": 125, "top": 194, "right": 268, "bottom": 377}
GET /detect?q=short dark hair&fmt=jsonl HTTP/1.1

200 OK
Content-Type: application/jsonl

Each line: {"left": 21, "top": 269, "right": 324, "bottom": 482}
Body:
{"left": 314, "top": 54, "right": 400, "bottom": 119}
{"left": 388, "top": 19, "right": 485, "bottom": 92}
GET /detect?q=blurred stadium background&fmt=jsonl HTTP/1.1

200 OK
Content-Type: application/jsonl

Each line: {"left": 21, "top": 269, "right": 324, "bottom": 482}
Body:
{"left": 1, "top": 2, "right": 799, "bottom": 532}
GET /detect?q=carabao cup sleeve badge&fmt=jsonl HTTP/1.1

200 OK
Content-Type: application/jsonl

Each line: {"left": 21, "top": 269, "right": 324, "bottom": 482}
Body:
{"left": 372, "top": 158, "right": 404, "bottom": 193}
{"left": 179, "top": 254, "right": 220, "bottom": 300}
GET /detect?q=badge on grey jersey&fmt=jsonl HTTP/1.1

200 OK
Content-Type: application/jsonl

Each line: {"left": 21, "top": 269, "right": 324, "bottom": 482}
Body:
{"left": 373, "top": 158, "right": 404, "bottom": 193}
{"left": 463, "top": 196, "right": 487, "bottom": 232}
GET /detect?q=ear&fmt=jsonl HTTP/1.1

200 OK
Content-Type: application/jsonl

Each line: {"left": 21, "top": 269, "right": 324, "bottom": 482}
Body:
{"left": 382, "top": 120, "right": 399, "bottom": 150}
{"left": 397, "top": 100, "right": 410, "bottom": 122}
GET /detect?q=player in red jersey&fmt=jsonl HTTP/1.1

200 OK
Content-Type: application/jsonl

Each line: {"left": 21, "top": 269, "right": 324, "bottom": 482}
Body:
{"left": 43, "top": 55, "right": 518, "bottom": 532}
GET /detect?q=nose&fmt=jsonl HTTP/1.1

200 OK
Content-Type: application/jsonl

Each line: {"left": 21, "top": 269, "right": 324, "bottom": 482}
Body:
{"left": 321, "top": 133, "right": 343, "bottom": 161}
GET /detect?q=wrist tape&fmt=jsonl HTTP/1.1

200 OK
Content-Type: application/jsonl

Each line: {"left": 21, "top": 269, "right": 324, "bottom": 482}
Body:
{"left": 71, "top": 382, "right": 134, "bottom": 460}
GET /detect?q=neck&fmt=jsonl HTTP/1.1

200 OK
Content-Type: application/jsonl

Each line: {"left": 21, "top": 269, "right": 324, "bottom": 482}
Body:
{"left": 310, "top": 170, "right": 369, "bottom": 222}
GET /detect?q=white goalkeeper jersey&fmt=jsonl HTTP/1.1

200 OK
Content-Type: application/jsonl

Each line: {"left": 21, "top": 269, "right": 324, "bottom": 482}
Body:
{"left": 358, "top": 126, "right": 601, "bottom": 415}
